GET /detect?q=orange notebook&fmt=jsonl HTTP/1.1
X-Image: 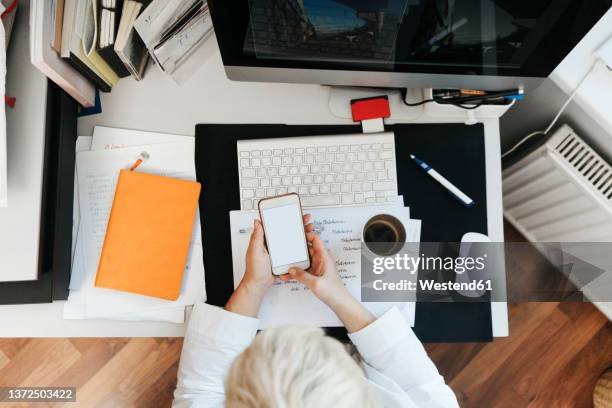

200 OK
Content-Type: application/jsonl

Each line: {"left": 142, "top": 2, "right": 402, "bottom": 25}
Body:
{"left": 95, "top": 169, "right": 201, "bottom": 300}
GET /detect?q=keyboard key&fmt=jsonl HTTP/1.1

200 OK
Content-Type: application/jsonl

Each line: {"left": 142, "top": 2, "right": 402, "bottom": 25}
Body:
{"left": 325, "top": 174, "right": 334, "bottom": 183}
{"left": 331, "top": 183, "right": 341, "bottom": 193}
{"left": 350, "top": 145, "right": 359, "bottom": 151}
{"left": 258, "top": 168, "right": 267, "bottom": 177}
{"left": 366, "top": 197, "right": 376, "bottom": 203}
{"left": 277, "top": 187, "right": 288, "bottom": 194}
{"left": 282, "top": 176, "right": 291, "bottom": 185}
{"left": 298, "top": 186, "right": 309, "bottom": 195}
{"left": 335, "top": 174, "right": 344, "bottom": 183}
{"left": 272, "top": 177, "right": 281, "bottom": 186}
{"left": 298, "top": 166, "right": 308, "bottom": 175}
{"left": 242, "top": 200, "right": 253, "bottom": 210}
{"left": 309, "top": 185, "right": 319, "bottom": 194}
{"left": 314, "top": 175, "right": 323, "bottom": 184}
{"left": 303, "top": 175, "right": 313, "bottom": 185}
{"left": 295, "top": 148, "right": 305, "bottom": 154}
{"left": 368, "top": 152, "right": 378, "bottom": 160}
{"left": 262, "top": 157, "right": 271, "bottom": 166}
{"left": 366, "top": 172, "right": 376, "bottom": 181}
{"left": 316, "top": 154, "right": 326, "bottom": 163}
{"left": 377, "top": 171, "right": 387, "bottom": 180}
{"left": 320, "top": 184, "right": 330, "bottom": 194}
{"left": 373, "top": 181, "right": 395, "bottom": 191}
{"left": 357, "top": 172, "right": 366, "bottom": 181}
{"left": 288, "top": 186, "right": 298, "bottom": 193}
{"left": 289, "top": 166, "right": 298, "bottom": 175}
{"left": 361, "top": 144, "right": 371, "bottom": 150}
{"left": 351, "top": 183, "right": 361, "bottom": 192}
{"left": 341, "top": 194, "right": 354, "bottom": 204}
{"left": 292, "top": 176, "right": 302, "bottom": 185}
{"left": 261, "top": 178, "right": 270, "bottom": 187}
{"left": 347, "top": 152, "right": 357, "bottom": 161}
{"left": 380, "top": 151, "right": 394, "bottom": 159}
{"left": 357, "top": 152, "right": 366, "bottom": 160}
{"left": 301, "top": 194, "right": 340, "bottom": 207}
{"left": 241, "top": 168, "right": 256, "bottom": 178}
{"left": 332, "top": 164, "right": 341, "bottom": 173}
{"left": 336, "top": 153, "right": 346, "bottom": 162}
{"left": 362, "top": 182, "right": 372, "bottom": 191}
{"left": 374, "top": 162, "right": 384, "bottom": 170}
{"left": 251, "top": 158, "right": 261, "bottom": 167}
{"left": 328, "top": 146, "right": 338, "bottom": 152}
{"left": 279, "top": 167, "right": 288, "bottom": 176}
{"left": 340, "top": 145, "right": 349, "bottom": 152}
{"left": 377, "top": 197, "right": 386, "bottom": 203}
{"left": 240, "top": 158, "right": 250, "bottom": 167}
{"left": 341, "top": 184, "right": 351, "bottom": 193}
{"left": 273, "top": 149, "right": 282, "bottom": 155}
{"left": 242, "top": 189, "right": 255, "bottom": 198}
{"left": 242, "top": 178, "right": 259, "bottom": 188}
{"left": 240, "top": 151, "right": 250, "bottom": 157}
{"left": 306, "top": 147, "right": 316, "bottom": 153}
{"left": 272, "top": 157, "right": 282, "bottom": 165}
{"left": 383, "top": 143, "right": 393, "bottom": 149}
{"left": 372, "top": 143, "right": 381, "bottom": 149}
{"left": 364, "top": 162, "right": 374, "bottom": 171}
{"left": 345, "top": 173, "right": 355, "bottom": 182}
{"left": 321, "top": 164, "right": 331, "bottom": 173}
{"left": 268, "top": 167, "right": 278, "bottom": 176}
{"left": 352, "top": 162, "right": 362, "bottom": 171}
{"left": 317, "top": 146, "right": 326, "bottom": 153}
{"left": 355, "top": 193, "right": 364, "bottom": 203}
{"left": 375, "top": 191, "right": 385, "bottom": 197}
{"left": 310, "top": 165, "right": 320, "bottom": 174}
{"left": 284, "top": 148, "right": 293, "bottom": 154}
{"left": 282, "top": 156, "right": 292, "bottom": 165}
{"left": 262, "top": 150, "right": 271, "bottom": 156}
{"left": 256, "top": 188, "right": 266, "bottom": 198}
{"left": 294, "top": 156, "right": 303, "bottom": 164}
{"left": 267, "top": 188, "right": 276, "bottom": 196}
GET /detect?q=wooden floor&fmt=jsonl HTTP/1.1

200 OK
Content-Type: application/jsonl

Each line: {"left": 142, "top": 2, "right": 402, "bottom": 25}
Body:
{"left": 0, "top": 223, "right": 611, "bottom": 408}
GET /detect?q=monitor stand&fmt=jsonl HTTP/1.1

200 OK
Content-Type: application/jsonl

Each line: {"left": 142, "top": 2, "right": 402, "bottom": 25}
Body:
{"left": 328, "top": 86, "right": 515, "bottom": 125}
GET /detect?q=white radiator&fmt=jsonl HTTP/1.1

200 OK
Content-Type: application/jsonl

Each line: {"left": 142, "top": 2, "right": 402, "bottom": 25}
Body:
{"left": 503, "top": 124, "right": 612, "bottom": 320}
{"left": 504, "top": 124, "right": 612, "bottom": 242}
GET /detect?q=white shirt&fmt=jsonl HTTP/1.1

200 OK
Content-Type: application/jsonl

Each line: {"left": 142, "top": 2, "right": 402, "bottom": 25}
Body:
{"left": 173, "top": 302, "right": 459, "bottom": 407}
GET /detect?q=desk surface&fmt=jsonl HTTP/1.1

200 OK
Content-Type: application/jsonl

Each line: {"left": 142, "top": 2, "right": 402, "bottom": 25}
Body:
{"left": 0, "top": 35, "right": 508, "bottom": 337}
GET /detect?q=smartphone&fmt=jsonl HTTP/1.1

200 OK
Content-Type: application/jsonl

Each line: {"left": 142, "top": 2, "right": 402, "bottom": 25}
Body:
{"left": 258, "top": 193, "right": 310, "bottom": 276}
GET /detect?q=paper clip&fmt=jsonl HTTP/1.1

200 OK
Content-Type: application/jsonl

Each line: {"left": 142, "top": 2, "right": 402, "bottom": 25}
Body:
{"left": 130, "top": 152, "right": 150, "bottom": 171}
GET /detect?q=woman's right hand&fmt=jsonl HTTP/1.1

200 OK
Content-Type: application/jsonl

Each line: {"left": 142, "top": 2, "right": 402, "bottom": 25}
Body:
{"left": 280, "top": 233, "right": 350, "bottom": 308}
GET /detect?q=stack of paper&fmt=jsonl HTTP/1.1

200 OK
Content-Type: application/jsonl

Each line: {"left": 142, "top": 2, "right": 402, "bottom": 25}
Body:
{"left": 230, "top": 200, "right": 421, "bottom": 329}
{"left": 65, "top": 127, "right": 205, "bottom": 323}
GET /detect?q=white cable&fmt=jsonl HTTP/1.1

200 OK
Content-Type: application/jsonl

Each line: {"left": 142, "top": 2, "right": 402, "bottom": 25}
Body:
{"left": 502, "top": 59, "right": 604, "bottom": 159}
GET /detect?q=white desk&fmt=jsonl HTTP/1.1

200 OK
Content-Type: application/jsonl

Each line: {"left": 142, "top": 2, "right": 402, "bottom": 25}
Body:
{"left": 0, "top": 37, "right": 508, "bottom": 337}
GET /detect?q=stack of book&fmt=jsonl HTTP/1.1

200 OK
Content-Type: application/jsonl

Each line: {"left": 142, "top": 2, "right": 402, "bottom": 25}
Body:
{"left": 31, "top": 0, "right": 152, "bottom": 107}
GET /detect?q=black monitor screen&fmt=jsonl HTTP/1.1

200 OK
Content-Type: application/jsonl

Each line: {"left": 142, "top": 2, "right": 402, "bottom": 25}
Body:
{"left": 209, "top": 0, "right": 611, "bottom": 77}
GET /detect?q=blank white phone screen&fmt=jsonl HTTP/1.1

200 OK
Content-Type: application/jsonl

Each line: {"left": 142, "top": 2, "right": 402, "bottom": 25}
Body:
{"left": 262, "top": 203, "right": 308, "bottom": 267}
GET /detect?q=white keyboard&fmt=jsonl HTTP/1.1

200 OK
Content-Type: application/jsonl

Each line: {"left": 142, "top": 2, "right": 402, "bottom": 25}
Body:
{"left": 237, "top": 132, "right": 398, "bottom": 209}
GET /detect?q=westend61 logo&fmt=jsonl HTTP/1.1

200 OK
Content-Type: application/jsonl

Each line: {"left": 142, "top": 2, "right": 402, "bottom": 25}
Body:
{"left": 361, "top": 242, "right": 500, "bottom": 303}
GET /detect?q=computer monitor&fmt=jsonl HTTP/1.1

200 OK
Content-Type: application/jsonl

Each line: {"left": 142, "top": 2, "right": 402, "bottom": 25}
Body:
{"left": 209, "top": 0, "right": 612, "bottom": 91}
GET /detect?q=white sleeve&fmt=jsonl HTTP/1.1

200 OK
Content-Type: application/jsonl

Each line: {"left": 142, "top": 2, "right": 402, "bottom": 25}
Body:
{"left": 348, "top": 307, "right": 459, "bottom": 408}
{"left": 173, "top": 302, "right": 259, "bottom": 408}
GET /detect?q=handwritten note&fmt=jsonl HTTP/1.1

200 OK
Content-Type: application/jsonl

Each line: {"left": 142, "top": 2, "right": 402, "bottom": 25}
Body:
{"left": 230, "top": 204, "right": 420, "bottom": 328}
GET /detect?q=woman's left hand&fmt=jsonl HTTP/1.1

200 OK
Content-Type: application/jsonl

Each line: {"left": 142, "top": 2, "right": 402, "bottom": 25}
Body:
{"left": 226, "top": 214, "right": 314, "bottom": 317}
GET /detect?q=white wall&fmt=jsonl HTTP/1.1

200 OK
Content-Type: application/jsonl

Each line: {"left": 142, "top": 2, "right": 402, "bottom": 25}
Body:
{"left": 500, "top": 7, "right": 612, "bottom": 162}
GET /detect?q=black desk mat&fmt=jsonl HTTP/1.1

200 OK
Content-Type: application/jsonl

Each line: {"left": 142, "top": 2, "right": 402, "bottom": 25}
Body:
{"left": 195, "top": 123, "right": 493, "bottom": 342}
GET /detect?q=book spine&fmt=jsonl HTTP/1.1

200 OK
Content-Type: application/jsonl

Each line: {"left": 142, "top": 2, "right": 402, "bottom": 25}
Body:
{"left": 64, "top": 53, "right": 112, "bottom": 93}
{"left": 98, "top": 46, "right": 131, "bottom": 78}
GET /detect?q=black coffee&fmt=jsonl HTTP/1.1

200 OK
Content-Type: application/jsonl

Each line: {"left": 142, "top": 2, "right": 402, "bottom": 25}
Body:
{"left": 363, "top": 215, "right": 406, "bottom": 256}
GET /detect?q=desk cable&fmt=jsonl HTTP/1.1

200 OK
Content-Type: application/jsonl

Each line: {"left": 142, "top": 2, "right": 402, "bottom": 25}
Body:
{"left": 502, "top": 59, "right": 605, "bottom": 159}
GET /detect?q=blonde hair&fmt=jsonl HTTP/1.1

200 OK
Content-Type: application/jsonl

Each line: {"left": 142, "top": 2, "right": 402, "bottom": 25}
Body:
{"left": 225, "top": 326, "right": 382, "bottom": 408}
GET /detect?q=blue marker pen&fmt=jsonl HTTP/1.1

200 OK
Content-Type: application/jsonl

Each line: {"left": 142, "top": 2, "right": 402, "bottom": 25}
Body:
{"left": 410, "top": 154, "right": 475, "bottom": 207}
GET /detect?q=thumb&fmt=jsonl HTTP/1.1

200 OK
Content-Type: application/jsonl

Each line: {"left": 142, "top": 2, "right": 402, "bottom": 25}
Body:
{"left": 289, "top": 267, "right": 317, "bottom": 287}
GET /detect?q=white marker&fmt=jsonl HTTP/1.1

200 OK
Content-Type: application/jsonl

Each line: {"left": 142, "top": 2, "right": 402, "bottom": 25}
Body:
{"left": 410, "top": 154, "right": 475, "bottom": 207}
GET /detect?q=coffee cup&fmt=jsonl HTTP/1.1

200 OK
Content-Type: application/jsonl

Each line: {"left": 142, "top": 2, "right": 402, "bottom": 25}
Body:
{"left": 362, "top": 214, "right": 407, "bottom": 256}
